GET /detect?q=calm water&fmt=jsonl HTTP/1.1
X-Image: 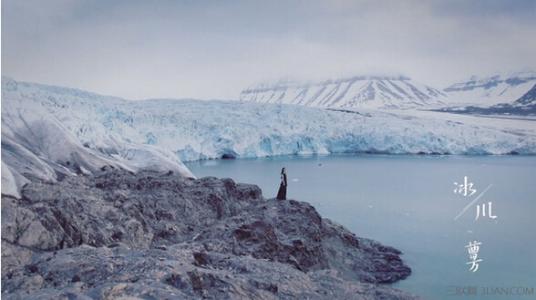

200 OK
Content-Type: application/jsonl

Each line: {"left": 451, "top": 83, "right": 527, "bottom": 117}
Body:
{"left": 186, "top": 155, "right": 536, "bottom": 299}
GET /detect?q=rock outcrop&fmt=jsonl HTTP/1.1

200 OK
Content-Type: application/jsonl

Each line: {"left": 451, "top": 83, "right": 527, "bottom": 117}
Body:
{"left": 2, "top": 169, "right": 415, "bottom": 299}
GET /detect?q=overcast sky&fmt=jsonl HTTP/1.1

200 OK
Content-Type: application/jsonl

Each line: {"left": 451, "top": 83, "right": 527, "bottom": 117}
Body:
{"left": 2, "top": 0, "right": 536, "bottom": 100}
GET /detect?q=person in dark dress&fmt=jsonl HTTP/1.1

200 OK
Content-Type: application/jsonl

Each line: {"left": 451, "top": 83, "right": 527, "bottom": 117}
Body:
{"left": 276, "top": 167, "right": 287, "bottom": 200}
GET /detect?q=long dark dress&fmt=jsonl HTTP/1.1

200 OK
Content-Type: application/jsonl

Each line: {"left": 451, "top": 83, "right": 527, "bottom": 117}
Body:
{"left": 276, "top": 173, "right": 287, "bottom": 200}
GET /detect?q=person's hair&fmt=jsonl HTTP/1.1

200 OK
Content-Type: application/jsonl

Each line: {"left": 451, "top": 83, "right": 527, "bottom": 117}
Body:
{"left": 281, "top": 167, "right": 285, "bottom": 174}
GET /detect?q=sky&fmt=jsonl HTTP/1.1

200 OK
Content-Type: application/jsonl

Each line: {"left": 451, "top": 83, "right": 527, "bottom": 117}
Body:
{"left": 2, "top": 0, "right": 536, "bottom": 100}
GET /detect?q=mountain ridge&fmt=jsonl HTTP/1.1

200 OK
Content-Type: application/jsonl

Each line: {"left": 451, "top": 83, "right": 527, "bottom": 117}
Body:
{"left": 434, "top": 83, "right": 536, "bottom": 116}
{"left": 240, "top": 75, "right": 447, "bottom": 109}
{"left": 443, "top": 71, "right": 536, "bottom": 106}
{"left": 240, "top": 71, "right": 536, "bottom": 109}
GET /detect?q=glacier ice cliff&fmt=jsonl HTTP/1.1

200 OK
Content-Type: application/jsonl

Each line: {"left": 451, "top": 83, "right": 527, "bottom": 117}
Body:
{"left": 2, "top": 76, "right": 536, "bottom": 197}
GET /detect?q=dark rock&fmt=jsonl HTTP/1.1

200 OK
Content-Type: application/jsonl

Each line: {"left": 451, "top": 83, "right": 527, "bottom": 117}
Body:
{"left": 193, "top": 252, "right": 210, "bottom": 267}
{"left": 1, "top": 169, "right": 416, "bottom": 299}
{"left": 249, "top": 279, "right": 278, "bottom": 294}
{"left": 164, "top": 273, "right": 189, "bottom": 290}
{"left": 26, "top": 264, "right": 39, "bottom": 274}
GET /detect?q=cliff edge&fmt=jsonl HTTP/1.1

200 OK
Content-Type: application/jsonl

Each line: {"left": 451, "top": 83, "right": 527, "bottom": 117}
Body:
{"left": 2, "top": 169, "right": 415, "bottom": 299}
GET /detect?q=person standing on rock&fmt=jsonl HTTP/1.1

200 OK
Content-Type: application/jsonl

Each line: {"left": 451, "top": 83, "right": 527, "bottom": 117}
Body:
{"left": 276, "top": 167, "right": 287, "bottom": 200}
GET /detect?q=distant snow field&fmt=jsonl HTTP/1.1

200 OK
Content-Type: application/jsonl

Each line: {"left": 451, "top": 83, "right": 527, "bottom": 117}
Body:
{"left": 2, "top": 76, "right": 536, "bottom": 197}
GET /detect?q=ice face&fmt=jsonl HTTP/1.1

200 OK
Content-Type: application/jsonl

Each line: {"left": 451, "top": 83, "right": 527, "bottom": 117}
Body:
{"left": 2, "top": 77, "right": 536, "bottom": 197}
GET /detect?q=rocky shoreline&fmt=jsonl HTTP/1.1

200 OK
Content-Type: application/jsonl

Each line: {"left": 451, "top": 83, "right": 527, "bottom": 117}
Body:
{"left": 2, "top": 169, "right": 416, "bottom": 299}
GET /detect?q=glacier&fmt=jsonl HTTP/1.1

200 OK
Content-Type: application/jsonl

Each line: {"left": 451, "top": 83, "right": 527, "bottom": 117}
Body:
{"left": 2, "top": 76, "right": 536, "bottom": 197}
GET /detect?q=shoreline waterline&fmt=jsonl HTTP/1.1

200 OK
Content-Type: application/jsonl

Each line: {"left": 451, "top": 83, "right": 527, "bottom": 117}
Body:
{"left": 186, "top": 154, "right": 536, "bottom": 300}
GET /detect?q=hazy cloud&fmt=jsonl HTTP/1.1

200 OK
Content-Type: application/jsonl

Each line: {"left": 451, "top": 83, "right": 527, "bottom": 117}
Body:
{"left": 2, "top": 0, "right": 536, "bottom": 99}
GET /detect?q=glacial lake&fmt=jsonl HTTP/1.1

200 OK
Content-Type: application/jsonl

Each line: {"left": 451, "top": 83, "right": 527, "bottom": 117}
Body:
{"left": 186, "top": 155, "right": 536, "bottom": 299}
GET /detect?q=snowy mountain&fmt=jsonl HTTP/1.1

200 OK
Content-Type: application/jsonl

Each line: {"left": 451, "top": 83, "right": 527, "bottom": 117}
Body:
{"left": 444, "top": 71, "right": 536, "bottom": 106}
{"left": 3, "top": 77, "right": 536, "bottom": 197}
{"left": 437, "top": 83, "right": 536, "bottom": 116}
{"left": 514, "top": 83, "right": 536, "bottom": 106}
{"left": 239, "top": 76, "right": 447, "bottom": 109}
{"left": 488, "top": 83, "right": 536, "bottom": 115}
